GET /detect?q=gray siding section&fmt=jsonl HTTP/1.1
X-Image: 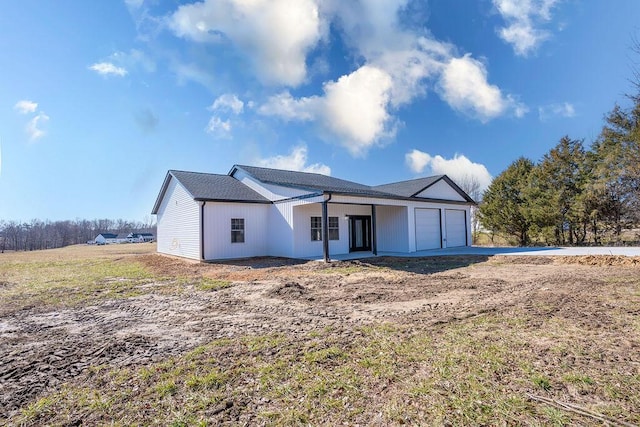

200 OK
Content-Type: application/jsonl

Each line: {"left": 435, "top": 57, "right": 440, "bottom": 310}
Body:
{"left": 376, "top": 205, "right": 409, "bottom": 252}
{"left": 156, "top": 178, "right": 201, "bottom": 260}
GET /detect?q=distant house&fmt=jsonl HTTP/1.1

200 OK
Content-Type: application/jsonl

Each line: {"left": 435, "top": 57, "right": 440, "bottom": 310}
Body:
{"left": 151, "top": 165, "right": 476, "bottom": 261}
{"left": 127, "top": 233, "right": 155, "bottom": 243}
{"left": 94, "top": 232, "right": 154, "bottom": 245}
{"left": 94, "top": 233, "right": 118, "bottom": 245}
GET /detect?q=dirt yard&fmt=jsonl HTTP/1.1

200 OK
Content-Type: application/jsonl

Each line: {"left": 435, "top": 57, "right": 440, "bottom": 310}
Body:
{"left": 1, "top": 245, "right": 639, "bottom": 425}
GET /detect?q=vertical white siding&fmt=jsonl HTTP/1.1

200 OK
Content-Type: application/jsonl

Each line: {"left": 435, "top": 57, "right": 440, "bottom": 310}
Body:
{"left": 268, "top": 202, "right": 295, "bottom": 257}
{"left": 156, "top": 178, "right": 201, "bottom": 260}
{"left": 376, "top": 205, "right": 409, "bottom": 252}
{"left": 203, "top": 202, "right": 270, "bottom": 260}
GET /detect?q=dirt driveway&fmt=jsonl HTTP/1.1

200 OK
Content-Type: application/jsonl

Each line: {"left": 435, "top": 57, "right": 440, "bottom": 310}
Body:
{"left": 1, "top": 251, "right": 640, "bottom": 422}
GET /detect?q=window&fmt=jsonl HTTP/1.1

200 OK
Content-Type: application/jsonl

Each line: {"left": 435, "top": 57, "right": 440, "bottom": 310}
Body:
{"left": 310, "top": 216, "right": 339, "bottom": 241}
{"left": 328, "top": 217, "right": 339, "bottom": 240}
{"left": 311, "top": 217, "right": 322, "bottom": 241}
{"left": 231, "top": 218, "right": 244, "bottom": 243}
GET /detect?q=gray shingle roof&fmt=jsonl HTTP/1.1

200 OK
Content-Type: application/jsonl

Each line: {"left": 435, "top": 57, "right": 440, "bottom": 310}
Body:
{"left": 152, "top": 166, "right": 475, "bottom": 214}
{"left": 372, "top": 176, "right": 444, "bottom": 197}
{"left": 97, "top": 233, "right": 117, "bottom": 239}
{"left": 151, "top": 170, "right": 270, "bottom": 213}
{"left": 373, "top": 175, "right": 475, "bottom": 203}
{"left": 170, "top": 170, "right": 270, "bottom": 203}
{"left": 232, "top": 165, "right": 393, "bottom": 197}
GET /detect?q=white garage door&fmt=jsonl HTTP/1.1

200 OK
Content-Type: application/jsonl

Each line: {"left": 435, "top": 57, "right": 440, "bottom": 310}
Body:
{"left": 415, "top": 208, "right": 441, "bottom": 250}
{"left": 445, "top": 209, "right": 467, "bottom": 247}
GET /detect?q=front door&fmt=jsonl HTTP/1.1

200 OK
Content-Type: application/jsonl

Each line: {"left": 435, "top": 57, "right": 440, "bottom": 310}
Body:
{"left": 349, "top": 216, "right": 371, "bottom": 252}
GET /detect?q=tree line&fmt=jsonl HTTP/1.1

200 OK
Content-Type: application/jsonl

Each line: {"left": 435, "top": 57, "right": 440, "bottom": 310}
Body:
{"left": 0, "top": 218, "right": 156, "bottom": 252}
{"left": 479, "top": 97, "right": 639, "bottom": 246}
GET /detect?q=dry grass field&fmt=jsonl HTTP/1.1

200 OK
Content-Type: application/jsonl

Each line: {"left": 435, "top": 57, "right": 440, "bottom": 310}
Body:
{"left": 1, "top": 244, "right": 639, "bottom": 426}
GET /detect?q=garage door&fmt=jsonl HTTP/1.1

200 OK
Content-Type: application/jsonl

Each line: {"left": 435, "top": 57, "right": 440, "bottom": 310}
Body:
{"left": 415, "top": 208, "right": 441, "bottom": 250}
{"left": 445, "top": 209, "right": 467, "bottom": 247}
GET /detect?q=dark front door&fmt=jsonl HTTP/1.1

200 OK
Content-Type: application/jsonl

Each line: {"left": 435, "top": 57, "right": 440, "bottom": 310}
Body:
{"left": 349, "top": 216, "right": 371, "bottom": 252}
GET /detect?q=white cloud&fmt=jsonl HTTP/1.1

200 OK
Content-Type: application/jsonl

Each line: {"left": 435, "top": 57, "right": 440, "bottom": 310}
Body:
{"left": 167, "top": 0, "right": 525, "bottom": 157}
{"left": 438, "top": 54, "right": 525, "bottom": 121}
{"left": 205, "top": 116, "right": 231, "bottom": 135}
{"left": 538, "top": 102, "right": 575, "bottom": 121}
{"left": 14, "top": 100, "right": 38, "bottom": 114}
{"left": 405, "top": 150, "right": 493, "bottom": 192}
{"left": 210, "top": 94, "right": 244, "bottom": 115}
{"left": 258, "top": 91, "right": 317, "bottom": 121}
{"left": 169, "top": 0, "right": 323, "bottom": 86}
{"left": 89, "top": 62, "right": 128, "bottom": 77}
{"left": 259, "top": 65, "right": 395, "bottom": 157}
{"left": 493, "top": 0, "right": 560, "bottom": 56}
{"left": 26, "top": 112, "right": 50, "bottom": 141}
{"left": 256, "top": 145, "right": 331, "bottom": 175}
{"left": 320, "top": 65, "right": 394, "bottom": 156}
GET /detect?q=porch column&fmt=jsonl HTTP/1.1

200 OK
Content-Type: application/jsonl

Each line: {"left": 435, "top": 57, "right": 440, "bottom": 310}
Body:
{"left": 371, "top": 204, "right": 377, "bottom": 256}
{"left": 322, "top": 200, "right": 330, "bottom": 262}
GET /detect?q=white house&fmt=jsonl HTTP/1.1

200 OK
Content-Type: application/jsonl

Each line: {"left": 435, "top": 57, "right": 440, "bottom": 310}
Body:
{"left": 151, "top": 165, "right": 476, "bottom": 261}
{"left": 94, "top": 233, "right": 118, "bottom": 245}
{"left": 127, "top": 233, "right": 155, "bottom": 243}
{"left": 94, "top": 232, "right": 154, "bottom": 245}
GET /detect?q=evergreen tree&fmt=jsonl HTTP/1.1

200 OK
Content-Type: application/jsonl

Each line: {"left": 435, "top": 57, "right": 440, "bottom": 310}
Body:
{"left": 526, "top": 136, "right": 589, "bottom": 245}
{"left": 479, "top": 157, "right": 534, "bottom": 245}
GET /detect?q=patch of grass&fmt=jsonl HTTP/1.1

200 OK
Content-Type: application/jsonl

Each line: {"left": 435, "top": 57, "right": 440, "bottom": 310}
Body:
{"left": 532, "top": 374, "right": 552, "bottom": 391}
{"left": 564, "top": 373, "right": 594, "bottom": 385}
{"left": 195, "top": 278, "right": 233, "bottom": 291}
{"left": 154, "top": 380, "right": 178, "bottom": 397}
{"left": 0, "top": 257, "right": 156, "bottom": 309}
{"left": 19, "top": 396, "right": 58, "bottom": 422}
{"left": 185, "top": 369, "right": 226, "bottom": 390}
{"left": 10, "top": 317, "right": 640, "bottom": 425}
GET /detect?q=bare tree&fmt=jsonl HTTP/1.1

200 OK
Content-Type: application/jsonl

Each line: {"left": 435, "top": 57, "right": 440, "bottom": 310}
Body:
{"left": 455, "top": 175, "right": 484, "bottom": 243}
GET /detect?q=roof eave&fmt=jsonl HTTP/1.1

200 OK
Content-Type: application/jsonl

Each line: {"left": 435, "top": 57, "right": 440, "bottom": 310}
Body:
{"left": 151, "top": 171, "right": 174, "bottom": 214}
{"left": 327, "top": 190, "right": 475, "bottom": 205}
{"left": 194, "top": 198, "right": 272, "bottom": 204}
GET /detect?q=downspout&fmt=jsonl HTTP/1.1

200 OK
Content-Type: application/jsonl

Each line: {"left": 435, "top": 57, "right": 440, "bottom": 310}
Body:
{"left": 199, "top": 201, "right": 205, "bottom": 261}
{"left": 322, "top": 192, "right": 332, "bottom": 263}
{"left": 371, "top": 204, "right": 377, "bottom": 256}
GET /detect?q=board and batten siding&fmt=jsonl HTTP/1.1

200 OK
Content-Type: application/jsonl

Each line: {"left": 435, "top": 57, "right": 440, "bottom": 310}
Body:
{"left": 376, "top": 205, "right": 409, "bottom": 252}
{"left": 156, "top": 177, "right": 201, "bottom": 260}
{"left": 203, "top": 202, "right": 269, "bottom": 260}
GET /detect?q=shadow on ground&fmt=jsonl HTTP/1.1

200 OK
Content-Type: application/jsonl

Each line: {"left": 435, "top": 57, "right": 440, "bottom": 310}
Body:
{"left": 339, "top": 255, "right": 492, "bottom": 275}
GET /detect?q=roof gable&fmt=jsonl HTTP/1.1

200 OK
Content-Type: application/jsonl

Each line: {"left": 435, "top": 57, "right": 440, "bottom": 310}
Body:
{"left": 151, "top": 170, "right": 270, "bottom": 214}
{"left": 373, "top": 175, "right": 475, "bottom": 203}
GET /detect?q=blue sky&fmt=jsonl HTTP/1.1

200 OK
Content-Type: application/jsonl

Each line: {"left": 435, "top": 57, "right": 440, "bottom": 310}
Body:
{"left": 1, "top": 0, "right": 639, "bottom": 222}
